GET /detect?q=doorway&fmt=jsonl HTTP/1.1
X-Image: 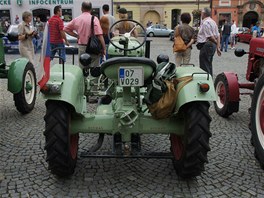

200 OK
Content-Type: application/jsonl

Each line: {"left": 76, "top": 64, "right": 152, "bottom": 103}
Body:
{"left": 143, "top": 11, "right": 161, "bottom": 28}
{"left": 243, "top": 11, "right": 258, "bottom": 28}
{"left": 171, "top": 9, "right": 181, "bottom": 29}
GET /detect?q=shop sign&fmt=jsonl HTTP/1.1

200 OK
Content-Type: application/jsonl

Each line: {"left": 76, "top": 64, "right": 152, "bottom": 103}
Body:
{"left": 0, "top": 0, "right": 11, "bottom": 5}
{"left": 29, "top": 0, "right": 73, "bottom": 5}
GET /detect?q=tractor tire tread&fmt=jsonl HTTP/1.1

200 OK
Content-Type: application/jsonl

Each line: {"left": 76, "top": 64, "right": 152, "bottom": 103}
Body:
{"left": 44, "top": 101, "right": 77, "bottom": 177}
{"left": 172, "top": 102, "right": 212, "bottom": 178}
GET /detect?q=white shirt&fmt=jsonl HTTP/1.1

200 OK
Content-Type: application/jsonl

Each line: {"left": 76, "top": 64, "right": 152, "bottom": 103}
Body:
{"left": 231, "top": 23, "right": 238, "bottom": 34}
{"left": 197, "top": 17, "right": 220, "bottom": 43}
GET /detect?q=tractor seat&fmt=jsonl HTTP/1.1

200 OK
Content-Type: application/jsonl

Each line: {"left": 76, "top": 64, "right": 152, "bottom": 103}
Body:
{"left": 100, "top": 57, "right": 156, "bottom": 80}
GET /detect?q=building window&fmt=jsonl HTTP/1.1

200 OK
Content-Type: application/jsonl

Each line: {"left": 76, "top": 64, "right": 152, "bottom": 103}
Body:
{"left": 127, "top": 11, "right": 133, "bottom": 20}
{"left": 219, "top": 0, "right": 231, "bottom": 6}
{"left": 62, "top": 9, "right": 72, "bottom": 22}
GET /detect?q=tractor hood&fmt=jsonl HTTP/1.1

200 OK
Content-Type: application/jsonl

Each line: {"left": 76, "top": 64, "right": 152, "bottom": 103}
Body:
{"left": 249, "top": 37, "right": 264, "bottom": 56}
{"left": 108, "top": 36, "right": 145, "bottom": 58}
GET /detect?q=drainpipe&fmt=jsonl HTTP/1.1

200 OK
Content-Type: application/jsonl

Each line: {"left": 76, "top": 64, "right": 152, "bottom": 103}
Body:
{"left": 111, "top": 0, "right": 114, "bottom": 15}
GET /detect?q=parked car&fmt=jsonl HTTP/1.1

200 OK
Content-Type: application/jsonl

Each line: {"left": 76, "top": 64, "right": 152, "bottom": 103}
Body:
{"left": 236, "top": 30, "right": 252, "bottom": 43}
{"left": 146, "top": 24, "right": 174, "bottom": 37}
{"left": 170, "top": 31, "right": 174, "bottom": 41}
{"left": 3, "top": 24, "right": 42, "bottom": 53}
{"left": 65, "top": 33, "right": 78, "bottom": 54}
{"left": 64, "top": 22, "right": 78, "bottom": 55}
{"left": 237, "top": 27, "right": 249, "bottom": 34}
{"left": 169, "top": 26, "right": 198, "bottom": 42}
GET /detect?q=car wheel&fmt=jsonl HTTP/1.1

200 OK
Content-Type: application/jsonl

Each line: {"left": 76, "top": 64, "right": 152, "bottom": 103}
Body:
{"left": 148, "top": 32, "right": 154, "bottom": 37}
{"left": 169, "top": 33, "right": 174, "bottom": 41}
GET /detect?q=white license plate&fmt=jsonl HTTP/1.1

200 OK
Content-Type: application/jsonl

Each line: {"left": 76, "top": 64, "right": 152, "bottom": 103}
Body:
{"left": 119, "top": 67, "right": 144, "bottom": 87}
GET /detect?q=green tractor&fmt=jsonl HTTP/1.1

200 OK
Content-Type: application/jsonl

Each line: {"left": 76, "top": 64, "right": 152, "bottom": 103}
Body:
{"left": 0, "top": 26, "right": 37, "bottom": 114}
{"left": 42, "top": 20, "right": 216, "bottom": 178}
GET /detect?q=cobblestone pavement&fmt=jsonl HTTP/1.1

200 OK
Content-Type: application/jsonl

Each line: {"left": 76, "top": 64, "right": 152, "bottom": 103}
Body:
{"left": 1, "top": 38, "right": 264, "bottom": 198}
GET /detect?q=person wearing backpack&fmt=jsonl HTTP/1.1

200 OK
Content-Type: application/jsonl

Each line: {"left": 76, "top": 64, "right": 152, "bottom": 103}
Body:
{"left": 173, "top": 13, "right": 195, "bottom": 67}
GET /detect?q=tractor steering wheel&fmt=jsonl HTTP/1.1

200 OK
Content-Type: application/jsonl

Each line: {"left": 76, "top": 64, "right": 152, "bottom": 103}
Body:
{"left": 108, "top": 19, "right": 147, "bottom": 51}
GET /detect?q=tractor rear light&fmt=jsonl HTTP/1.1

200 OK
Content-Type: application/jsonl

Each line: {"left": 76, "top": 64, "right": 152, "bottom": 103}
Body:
{"left": 199, "top": 83, "right": 210, "bottom": 92}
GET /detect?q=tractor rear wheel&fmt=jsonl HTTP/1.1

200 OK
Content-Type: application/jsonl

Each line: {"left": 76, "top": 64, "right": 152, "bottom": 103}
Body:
{"left": 214, "top": 73, "right": 239, "bottom": 118}
{"left": 251, "top": 74, "right": 264, "bottom": 168}
{"left": 44, "top": 101, "right": 79, "bottom": 177}
{"left": 14, "top": 63, "right": 37, "bottom": 114}
{"left": 170, "top": 102, "right": 212, "bottom": 178}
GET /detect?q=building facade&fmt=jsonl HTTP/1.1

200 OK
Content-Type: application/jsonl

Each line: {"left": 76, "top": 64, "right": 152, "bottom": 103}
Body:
{"left": 212, "top": 0, "right": 264, "bottom": 28}
{"left": 113, "top": 0, "right": 210, "bottom": 29}
{"left": 0, "top": 0, "right": 113, "bottom": 25}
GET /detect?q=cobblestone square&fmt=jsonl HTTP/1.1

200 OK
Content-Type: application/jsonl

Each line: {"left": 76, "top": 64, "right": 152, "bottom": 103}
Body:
{"left": 1, "top": 38, "right": 264, "bottom": 197}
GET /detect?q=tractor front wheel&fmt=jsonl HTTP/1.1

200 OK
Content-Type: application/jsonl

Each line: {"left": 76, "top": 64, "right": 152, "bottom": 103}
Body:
{"left": 251, "top": 74, "right": 264, "bottom": 168}
{"left": 170, "top": 102, "right": 212, "bottom": 178}
{"left": 44, "top": 101, "right": 79, "bottom": 177}
{"left": 214, "top": 73, "right": 239, "bottom": 118}
{"left": 13, "top": 63, "right": 37, "bottom": 114}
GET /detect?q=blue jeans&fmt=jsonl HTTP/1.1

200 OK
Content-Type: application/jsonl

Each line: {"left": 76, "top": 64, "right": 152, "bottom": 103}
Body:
{"left": 221, "top": 34, "right": 230, "bottom": 52}
{"left": 50, "top": 43, "right": 66, "bottom": 62}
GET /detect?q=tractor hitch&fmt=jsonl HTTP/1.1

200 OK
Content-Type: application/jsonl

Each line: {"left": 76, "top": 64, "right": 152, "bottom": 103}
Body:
{"left": 80, "top": 151, "right": 173, "bottom": 159}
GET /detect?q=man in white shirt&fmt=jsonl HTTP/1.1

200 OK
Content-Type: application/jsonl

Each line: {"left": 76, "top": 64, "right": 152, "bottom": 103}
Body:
{"left": 230, "top": 20, "right": 238, "bottom": 49}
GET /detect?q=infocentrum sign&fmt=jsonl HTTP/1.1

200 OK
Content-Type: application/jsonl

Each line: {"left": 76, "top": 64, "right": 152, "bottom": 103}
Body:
{"left": 0, "top": 0, "right": 10, "bottom": 5}
{"left": 29, "top": 0, "right": 73, "bottom": 4}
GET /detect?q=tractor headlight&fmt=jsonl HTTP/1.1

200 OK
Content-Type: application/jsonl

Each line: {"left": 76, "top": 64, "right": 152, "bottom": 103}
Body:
{"left": 40, "top": 82, "right": 62, "bottom": 95}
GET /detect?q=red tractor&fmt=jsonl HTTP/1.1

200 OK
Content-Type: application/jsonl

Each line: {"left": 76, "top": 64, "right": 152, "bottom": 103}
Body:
{"left": 214, "top": 37, "right": 264, "bottom": 168}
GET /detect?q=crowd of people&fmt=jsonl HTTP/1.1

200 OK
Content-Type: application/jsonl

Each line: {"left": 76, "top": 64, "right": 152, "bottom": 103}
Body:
{"left": 4, "top": 1, "right": 263, "bottom": 78}
{"left": 172, "top": 7, "right": 263, "bottom": 74}
{"left": 173, "top": 7, "right": 221, "bottom": 75}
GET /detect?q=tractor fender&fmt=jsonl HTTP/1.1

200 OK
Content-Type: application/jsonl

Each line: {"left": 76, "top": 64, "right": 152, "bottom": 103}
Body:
{"left": 175, "top": 66, "right": 216, "bottom": 111}
{"left": 41, "top": 64, "right": 86, "bottom": 114}
{"left": 7, "top": 58, "right": 29, "bottom": 93}
{"left": 222, "top": 72, "right": 240, "bottom": 102}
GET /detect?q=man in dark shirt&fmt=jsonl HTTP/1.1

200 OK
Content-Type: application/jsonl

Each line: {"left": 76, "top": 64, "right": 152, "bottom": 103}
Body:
{"left": 48, "top": 5, "right": 69, "bottom": 62}
{"left": 221, "top": 20, "right": 231, "bottom": 52}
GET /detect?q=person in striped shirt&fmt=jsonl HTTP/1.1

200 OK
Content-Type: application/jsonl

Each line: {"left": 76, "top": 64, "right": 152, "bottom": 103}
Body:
{"left": 48, "top": 5, "right": 69, "bottom": 63}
